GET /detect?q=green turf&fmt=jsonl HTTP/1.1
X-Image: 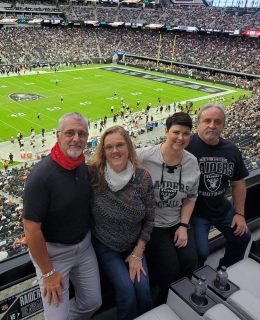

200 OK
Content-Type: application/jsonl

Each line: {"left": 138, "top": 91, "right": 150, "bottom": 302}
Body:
{"left": 0, "top": 64, "right": 250, "bottom": 142}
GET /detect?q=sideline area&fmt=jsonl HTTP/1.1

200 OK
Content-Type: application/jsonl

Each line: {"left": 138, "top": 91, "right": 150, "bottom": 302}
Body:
{"left": 0, "top": 107, "right": 171, "bottom": 167}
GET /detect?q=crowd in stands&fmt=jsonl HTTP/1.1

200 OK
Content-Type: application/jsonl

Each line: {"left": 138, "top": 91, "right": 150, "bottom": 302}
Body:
{"left": 125, "top": 57, "right": 260, "bottom": 89}
{"left": 0, "top": 164, "right": 34, "bottom": 261}
{"left": 60, "top": 4, "right": 95, "bottom": 21}
{"left": 0, "top": 27, "right": 259, "bottom": 74}
{"left": 1, "top": 1, "right": 259, "bottom": 30}
{"left": 224, "top": 92, "right": 260, "bottom": 170}
{"left": 121, "top": 30, "right": 259, "bottom": 74}
{"left": 0, "top": 0, "right": 59, "bottom": 10}
{"left": 38, "top": 3, "right": 260, "bottom": 31}
{"left": 117, "top": 7, "right": 143, "bottom": 22}
{"left": 0, "top": 163, "right": 32, "bottom": 199}
{"left": 0, "top": 0, "right": 63, "bottom": 20}
{"left": 157, "top": 6, "right": 260, "bottom": 30}
{"left": 1, "top": 0, "right": 260, "bottom": 28}
{"left": 0, "top": 27, "right": 99, "bottom": 64}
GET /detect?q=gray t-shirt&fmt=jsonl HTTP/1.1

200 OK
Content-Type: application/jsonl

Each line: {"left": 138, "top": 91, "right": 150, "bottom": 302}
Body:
{"left": 137, "top": 144, "right": 200, "bottom": 227}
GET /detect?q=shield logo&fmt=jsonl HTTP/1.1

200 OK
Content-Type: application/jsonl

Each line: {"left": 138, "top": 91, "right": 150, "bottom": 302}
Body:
{"left": 159, "top": 187, "right": 178, "bottom": 202}
{"left": 9, "top": 93, "right": 45, "bottom": 102}
{"left": 204, "top": 173, "right": 221, "bottom": 192}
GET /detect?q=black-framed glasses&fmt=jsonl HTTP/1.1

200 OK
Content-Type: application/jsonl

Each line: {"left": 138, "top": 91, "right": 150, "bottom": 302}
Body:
{"left": 60, "top": 130, "right": 88, "bottom": 139}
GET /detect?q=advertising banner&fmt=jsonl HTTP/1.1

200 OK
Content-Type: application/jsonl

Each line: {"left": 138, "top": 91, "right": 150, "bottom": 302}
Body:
{"left": 0, "top": 286, "right": 43, "bottom": 320}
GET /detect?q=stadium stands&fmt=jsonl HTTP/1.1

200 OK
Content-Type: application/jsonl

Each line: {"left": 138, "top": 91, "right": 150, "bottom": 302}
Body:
{"left": 0, "top": 4, "right": 259, "bottom": 319}
{"left": 1, "top": 2, "right": 259, "bottom": 28}
{"left": 0, "top": 27, "right": 259, "bottom": 74}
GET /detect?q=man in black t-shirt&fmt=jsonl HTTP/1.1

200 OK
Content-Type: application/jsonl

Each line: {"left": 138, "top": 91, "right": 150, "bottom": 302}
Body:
{"left": 187, "top": 103, "right": 251, "bottom": 268}
{"left": 23, "top": 113, "right": 101, "bottom": 320}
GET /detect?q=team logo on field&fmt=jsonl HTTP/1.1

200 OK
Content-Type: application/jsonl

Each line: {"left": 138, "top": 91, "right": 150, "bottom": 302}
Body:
{"left": 204, "top": 173, "right": 221, "bottom": 192}
{"left": 9, "top": 93, "right": 45, "bottom": 102}
{"left": 159, "top": 187, "right": 178, "bottom": 202}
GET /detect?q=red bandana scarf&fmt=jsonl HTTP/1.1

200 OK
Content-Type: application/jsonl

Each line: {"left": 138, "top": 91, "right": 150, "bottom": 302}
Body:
{"left": 51, "top": 142, "right": 84, "bottom": 170}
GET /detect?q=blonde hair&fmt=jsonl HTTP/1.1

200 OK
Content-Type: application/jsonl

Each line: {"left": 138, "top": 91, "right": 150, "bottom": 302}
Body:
{"left": 88, "top": 126, "right": 137, "bottom": 188}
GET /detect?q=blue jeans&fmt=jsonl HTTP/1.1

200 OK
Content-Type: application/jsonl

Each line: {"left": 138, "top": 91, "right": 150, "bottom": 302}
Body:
{"left": 192, "top": 208, "right": 251, "bottom": 267}
{"left": 92, "top": 237, "right": 152, "bottom": 320}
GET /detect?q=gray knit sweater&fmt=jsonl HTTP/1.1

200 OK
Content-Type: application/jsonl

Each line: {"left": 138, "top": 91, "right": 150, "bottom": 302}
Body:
{"left": 91, "top": 167, "right": 155, "bottom": 252}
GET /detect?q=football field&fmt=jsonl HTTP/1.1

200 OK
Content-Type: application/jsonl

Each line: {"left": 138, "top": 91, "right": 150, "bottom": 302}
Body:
{"left": 0, "top": 64, "right": 249, "bottom": 142}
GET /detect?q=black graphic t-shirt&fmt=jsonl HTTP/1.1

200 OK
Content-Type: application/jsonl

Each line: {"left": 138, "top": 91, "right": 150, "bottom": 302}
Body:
{"left": 186, "top": 134, "right": 248, "bottom": 218}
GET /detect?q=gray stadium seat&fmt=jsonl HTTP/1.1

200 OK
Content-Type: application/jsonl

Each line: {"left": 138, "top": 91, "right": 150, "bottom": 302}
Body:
{"left": 227, "top": 258, "right": 260, "bottom": 300}
{"left": 134, "top": 304, "right": 182, "bottom": 320}
{"left": 227, "top": 289, "right": 260, "bottom": 320}
{"left": 203, "top": 304, "right": 240, "bottom": 320}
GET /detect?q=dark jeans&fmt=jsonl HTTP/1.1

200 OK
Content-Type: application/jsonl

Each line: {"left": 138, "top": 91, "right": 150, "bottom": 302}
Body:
{"left": 192, "top": 207, "right": 251, "bottom": 267}
{"left": 92, "top": 237, "right": 152, "bottom": 320}
{"left": 146, "top": 225, "right": 198, "bottom": 303}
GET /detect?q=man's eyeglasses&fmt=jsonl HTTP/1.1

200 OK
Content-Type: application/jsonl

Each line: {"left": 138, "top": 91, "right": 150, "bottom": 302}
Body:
{"left": 60, "top": 130, "right": 88, "bottom": 139}
{"left": 104, "top": 142, "right": 127, "bottom": 152}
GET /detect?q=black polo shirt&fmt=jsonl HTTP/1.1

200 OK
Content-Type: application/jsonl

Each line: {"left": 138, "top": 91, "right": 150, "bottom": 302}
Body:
{"left": 23, "top": 155, "right": 92, "bottom": 244}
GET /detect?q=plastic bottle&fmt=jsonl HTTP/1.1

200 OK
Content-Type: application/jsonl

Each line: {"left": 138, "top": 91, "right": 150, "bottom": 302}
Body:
{"left": 215, "top": 266, "right": 228, "bottom": 291}
{"left": 191, "top": 276, "right": 207, "bottom": 306}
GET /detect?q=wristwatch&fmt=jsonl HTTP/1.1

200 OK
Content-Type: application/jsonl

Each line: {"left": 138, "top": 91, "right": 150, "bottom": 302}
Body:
{"left": 179, "top": 222, "right": 191, "bottom": 229}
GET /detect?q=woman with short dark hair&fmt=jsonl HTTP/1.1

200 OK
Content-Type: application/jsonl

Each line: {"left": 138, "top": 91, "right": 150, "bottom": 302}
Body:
{"left": 137, "top": 112, "right": 200, "bottom": 303}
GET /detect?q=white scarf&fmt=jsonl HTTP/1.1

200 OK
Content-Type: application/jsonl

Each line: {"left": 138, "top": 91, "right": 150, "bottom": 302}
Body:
{"left": 105, "top": 160, "right": 134, "bottom": 192}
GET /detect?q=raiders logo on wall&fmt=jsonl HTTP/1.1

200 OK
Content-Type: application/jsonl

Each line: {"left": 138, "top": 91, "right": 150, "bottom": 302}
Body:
{"left": 9, "top": 93, "right": 46, "bottom": 102}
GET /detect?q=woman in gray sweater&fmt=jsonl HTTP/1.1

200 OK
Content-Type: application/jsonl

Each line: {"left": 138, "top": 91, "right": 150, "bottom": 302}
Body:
{"left": 88, "top": 126, "right": 154, "bottom": 320}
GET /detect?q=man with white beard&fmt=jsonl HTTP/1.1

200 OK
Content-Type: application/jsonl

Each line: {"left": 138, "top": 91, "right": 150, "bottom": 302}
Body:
{"left": 23, "top": 112, "right": 101, "bottom": 320}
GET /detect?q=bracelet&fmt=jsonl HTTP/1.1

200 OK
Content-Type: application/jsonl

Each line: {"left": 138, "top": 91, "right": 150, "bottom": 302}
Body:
{"left": 236, "top": 212, "right": 245, "bottom": 217}
{"left": 131, "top": 253, "right": 143, "bottom": 261}
{"left": 38, "top": 268, "right": 56, "bottom": 281}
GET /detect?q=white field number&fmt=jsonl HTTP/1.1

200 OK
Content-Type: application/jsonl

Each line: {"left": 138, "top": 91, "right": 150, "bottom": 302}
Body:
{"left": 10, "top": 113, "right": 26, "bottom": 117}
{"left": 46, "top": 107, "right": 61, "bottom": 111}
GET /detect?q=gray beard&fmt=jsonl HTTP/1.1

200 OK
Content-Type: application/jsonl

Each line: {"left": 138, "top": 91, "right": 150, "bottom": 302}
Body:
{"left": 67, "top": 149, "right": 82, "bottom": 159}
